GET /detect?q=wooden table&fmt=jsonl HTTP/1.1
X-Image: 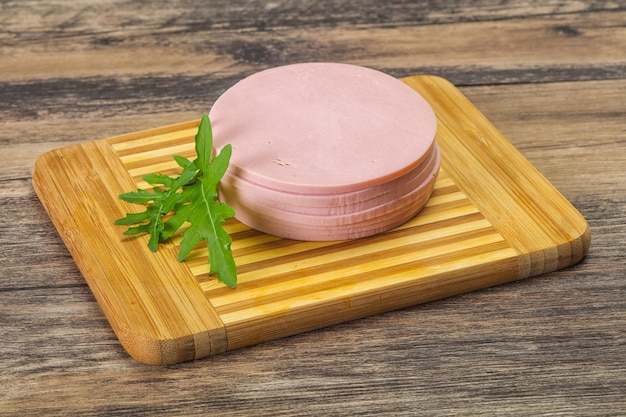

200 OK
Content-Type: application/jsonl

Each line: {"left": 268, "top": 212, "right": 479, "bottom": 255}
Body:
{"left": 1, "top": 1, "right": 624, "bottom": 415}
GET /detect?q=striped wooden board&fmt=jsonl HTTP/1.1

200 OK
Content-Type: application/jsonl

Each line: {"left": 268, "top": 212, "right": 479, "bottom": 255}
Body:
{"left": 32, "top": 75, "right": 590, "bottom": 365}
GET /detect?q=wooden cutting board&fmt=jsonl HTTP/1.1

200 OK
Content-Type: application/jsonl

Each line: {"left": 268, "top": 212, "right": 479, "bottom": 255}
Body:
{"left": 32, "top": 75, "right": 590, "bottom": 365}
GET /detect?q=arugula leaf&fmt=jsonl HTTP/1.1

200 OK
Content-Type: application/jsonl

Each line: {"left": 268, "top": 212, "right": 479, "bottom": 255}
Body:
{"left": 115, "top": 154, "right": 198, "bottom": 252}
{"left": 115, "top": 114, "right": 237, "bottom": 287}
{"left": 164, "top": 116, "right": 237, "bottom": 287}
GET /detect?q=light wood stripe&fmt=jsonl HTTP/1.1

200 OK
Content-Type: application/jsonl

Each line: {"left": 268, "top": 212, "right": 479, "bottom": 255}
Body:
{"left": 109, "top": 123, "right": 199, "bottom": 152}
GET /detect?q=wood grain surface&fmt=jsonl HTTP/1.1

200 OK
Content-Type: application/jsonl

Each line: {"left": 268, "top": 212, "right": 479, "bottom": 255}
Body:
{"left": 1, "top": 1, "right": 624, "bottom": 415}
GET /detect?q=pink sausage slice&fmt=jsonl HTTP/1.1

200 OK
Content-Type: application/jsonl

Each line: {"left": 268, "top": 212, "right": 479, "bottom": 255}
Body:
{"left": 209, "top": 63, "right": 439, "bottom": 240}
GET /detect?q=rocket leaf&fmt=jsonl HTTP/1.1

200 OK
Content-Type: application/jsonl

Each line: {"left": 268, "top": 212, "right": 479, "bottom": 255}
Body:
{"left": 115, "top": 114, "right": 237, "bottom": 287}
{"left": 115, "top": 156, "right": 198, "bottom": 252}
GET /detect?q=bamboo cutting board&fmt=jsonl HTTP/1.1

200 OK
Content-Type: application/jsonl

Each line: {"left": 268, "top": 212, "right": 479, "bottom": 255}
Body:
{"left": 32, "top": 75, "right": 590, "bottom": 365}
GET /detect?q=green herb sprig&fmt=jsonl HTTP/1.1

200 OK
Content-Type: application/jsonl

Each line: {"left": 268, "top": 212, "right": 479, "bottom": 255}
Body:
{"left": 115, "top": 114, "right": 237, "bottom": 288}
